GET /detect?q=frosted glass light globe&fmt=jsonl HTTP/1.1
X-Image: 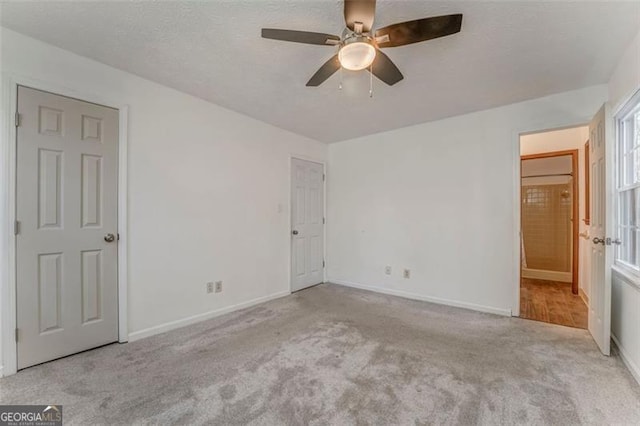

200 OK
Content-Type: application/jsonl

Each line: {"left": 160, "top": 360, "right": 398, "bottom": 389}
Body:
{"left": 338, "top": 42, "right": 376, "bottom": 71}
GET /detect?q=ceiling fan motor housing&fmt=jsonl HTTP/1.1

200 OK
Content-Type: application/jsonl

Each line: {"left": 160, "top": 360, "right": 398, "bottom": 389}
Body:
{"left": 341, "top": 33, "right": 376, "bottom": 48}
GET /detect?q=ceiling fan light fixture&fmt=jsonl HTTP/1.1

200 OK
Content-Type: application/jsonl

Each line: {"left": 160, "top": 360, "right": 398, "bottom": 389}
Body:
{"left": 261, "top": 1, "right": 463, "bottom": 87}
{"left": 338, "top": 39, "right": 376, "bottom": 71}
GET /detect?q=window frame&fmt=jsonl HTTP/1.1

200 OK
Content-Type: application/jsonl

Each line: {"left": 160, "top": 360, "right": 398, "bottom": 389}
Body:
{"left": 614, "top": 90, "right": 640, "bottom": 275}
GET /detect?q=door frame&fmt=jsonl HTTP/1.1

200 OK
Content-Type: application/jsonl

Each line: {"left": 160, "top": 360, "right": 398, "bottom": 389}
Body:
{"left": 512, "top": 119, "right": 591, "bottom": 316}
{"left": 1, "top": 75, "right": 129, "bottom": 377}
{"left": 520, "top": 149, "right": 580, "bottom": 294}
{"left": 288, "top": 155, "right": 327, "bottom": 292}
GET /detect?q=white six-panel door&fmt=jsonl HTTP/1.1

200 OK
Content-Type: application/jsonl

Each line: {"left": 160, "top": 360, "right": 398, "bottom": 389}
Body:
{"left": 291, "top": 158, "right": 324, "bottom": 292}
{"left": 16, "top": 86, "right": 119, "bottom": 369}
{"left": 588, "top": 103, "right": 613, "bottom": 356}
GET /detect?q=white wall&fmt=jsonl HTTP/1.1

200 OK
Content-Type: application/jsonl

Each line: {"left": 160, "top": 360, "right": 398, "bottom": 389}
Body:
{"left": 0, "top": 28, "right": 327, "bottom": 375}
{"left": 609, "top": 27, "right": 640, "bottom": 383}
{"left": 520, "top": 126, "right": 590, "bottom": 300}
{"left": 609, "top": 28, "right": 640, "bottom": 113}
{"left": 612, "top": 270, "right": 640, "bottom": 383}
{"left": 326, "top": 85, "right": 607, "bottom": 316}
{"left": 1, "top": 22, "right": 637, "bottom": 379}
{"left": 521, "top": 155, "right": 573, "bottom": 183}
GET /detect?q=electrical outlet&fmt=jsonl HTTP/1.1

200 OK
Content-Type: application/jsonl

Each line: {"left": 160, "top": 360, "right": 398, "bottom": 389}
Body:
{"left": 403, "top": 269, "right": 411, "bottom": 279}
{"left": 215, "top": 281, "right": 223, "bottom": 293}
{"left": 206, "top": 282, "right": 214, "bottom": 294}
{"left": 385, "top": 266, "right": 392, "bottom": 275}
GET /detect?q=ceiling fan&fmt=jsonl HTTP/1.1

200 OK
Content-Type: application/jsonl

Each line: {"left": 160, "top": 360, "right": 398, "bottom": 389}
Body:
{"left": 261, "top": 0, "right": 462, "bottom": 87}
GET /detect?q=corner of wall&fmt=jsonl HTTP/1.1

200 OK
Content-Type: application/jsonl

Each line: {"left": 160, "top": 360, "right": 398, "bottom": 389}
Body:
{"left": 609, "top": 27, "right": 640, "bottom": 112}
{"left": 612, "top": 335, "right": 640, "bottom": 385}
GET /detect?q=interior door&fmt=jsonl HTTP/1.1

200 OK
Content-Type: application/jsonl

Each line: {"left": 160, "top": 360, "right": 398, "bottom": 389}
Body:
{"left": 588, "top": 103, "right": 613, "bottom": 355}
{"left": 16, "top": 86, "right": 119, "bottom": 369}
{"left": 291, "top": 158, "right": 324, "bottom": 292}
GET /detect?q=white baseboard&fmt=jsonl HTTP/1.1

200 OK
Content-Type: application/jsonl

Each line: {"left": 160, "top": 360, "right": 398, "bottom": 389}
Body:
{"left": 612, "top": 334, "right": 640, "bottom": 385}
{"left": 579, "top": 288, "right": 589, "bottom": 306}
{"left": 128, "top": 290, "right": 291, "bottom": 342}
{"left": 522, "top": 268, "right": 572, "bottom": 283}
{"left": 330, "top": 279, "right": 512, "bottom": 317}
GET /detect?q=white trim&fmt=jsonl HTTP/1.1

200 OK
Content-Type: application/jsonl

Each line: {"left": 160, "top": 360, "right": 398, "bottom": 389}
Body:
{"left": 614, "top": 90, "right": 640, "bottom": 273}
{"left": 1, "top": 76, "right": 18, "bottom": 378}
{"left": 512, "top": 119, "right": 591, "bottom": 316}
{"left": 612, "top": 334, "right": 640, "bottom": 385}
{"left": 512, "top": 128, "right": 521, "bottom": 316}
{"left": 611, "top": 87, "right": 640, "bottom": 119}
{"left": 579, "top": 288, "right": 589, "bottom": 306}
{"left": 0, "top": 73, "right": 129, "bottom": 376}
{"left": 521, "top": 268, "right": 572, "bottom": 283}
{"left": 331, "top": 279, "right": 512, "bottom": 317}
{"left": 128, "top": 290, "right": 290, "bottom": 342}
{"left": 612, "top": 264, "right": 640, "bottom": 290}
{"left": 288, "top": 154, "right": 327, "bottom": 292}
{"left": 615, "top": 88, "right": 640, "bottom": 121}
{"left": 616, "top": 181, "right": 640, "bottom": 193}
{"left": 117, "top": 106, "right": 129, "bottom": 343}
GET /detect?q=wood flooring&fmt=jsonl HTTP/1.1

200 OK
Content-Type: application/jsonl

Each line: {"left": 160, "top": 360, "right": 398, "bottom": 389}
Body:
{"left": 520, "top": 277, "right": 588, "bottom": 329}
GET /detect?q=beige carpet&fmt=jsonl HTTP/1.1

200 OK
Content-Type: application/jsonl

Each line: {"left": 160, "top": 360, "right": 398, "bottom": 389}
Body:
{"left": 1, "top": 283, "right": 639, "bottom": 424}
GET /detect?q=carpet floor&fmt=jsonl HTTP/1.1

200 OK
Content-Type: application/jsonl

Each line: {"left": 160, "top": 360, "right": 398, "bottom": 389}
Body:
{"left": 1, "top": 283, "right": 639, "bottom": 425}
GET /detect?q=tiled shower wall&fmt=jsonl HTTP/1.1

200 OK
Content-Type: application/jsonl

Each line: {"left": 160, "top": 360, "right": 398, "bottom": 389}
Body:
{"left": 521, "top": 184, "right": 572, "bottom": 272}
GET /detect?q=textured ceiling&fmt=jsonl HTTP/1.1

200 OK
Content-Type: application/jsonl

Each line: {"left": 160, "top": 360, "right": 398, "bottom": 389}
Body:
{"left": 1, "top": 1, "right": 638, "bottom": 143}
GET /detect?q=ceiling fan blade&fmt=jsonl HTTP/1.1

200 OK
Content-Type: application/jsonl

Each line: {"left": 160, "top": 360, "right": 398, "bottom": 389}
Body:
{"left": 306, "top": 55, "right": 341, "bottom": 87}
{"left": 344, "top": 0, "right": 376, "bottom": 33}
{"left": 370, "top": 50, "right": 403, "bottom": 86}
{"left": 375, "top": 14, "right": 462, "bottom": 48}
{"left": 262, "top": 29, "right": 340, "bottom": 46}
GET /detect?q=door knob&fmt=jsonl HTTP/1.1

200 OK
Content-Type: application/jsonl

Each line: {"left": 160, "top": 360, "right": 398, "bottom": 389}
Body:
{"left": 292, "top": 230, "right": 299, "bottom": 235}
{"left": 592, "top": 237, "right": 605, "bottom": 245}
{"left": 104, "top": 233, "right": 115, "bottom": 243}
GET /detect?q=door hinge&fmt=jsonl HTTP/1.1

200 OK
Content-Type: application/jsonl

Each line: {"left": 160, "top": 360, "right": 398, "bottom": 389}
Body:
{"left": 323, "top": 174, "right": 325, "bottom": 182}
{"left": 15, "top": 328, "right": 19, "bottom": 342}
{"left": 323, "top": 217, "right": 325, "bottom": 224}
{"left": 14, "top": 220, "right": 20, "bottom": 235}
{"left": 15, "top": 112, "right": 21, "bottom": 127}
{"left": 323, "top": 259, "right": 325, "bottom": 268}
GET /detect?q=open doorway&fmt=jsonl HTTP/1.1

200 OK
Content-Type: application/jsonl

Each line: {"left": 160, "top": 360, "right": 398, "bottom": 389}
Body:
{"left": 519, "top": 126, "right": 589, "bottom": 329}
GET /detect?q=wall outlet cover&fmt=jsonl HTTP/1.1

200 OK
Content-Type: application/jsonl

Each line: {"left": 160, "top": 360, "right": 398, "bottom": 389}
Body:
{"left": 215, "top": 281, "right": 223, "bottom": 293}
{"left": 206, "top": 282, "right": 214, "bottom": 294}
{"left": 403, "top": 269, "right": 411, "bottom": 279}
{"left": 385, "top": 266, "right": 392, "bottom": 275}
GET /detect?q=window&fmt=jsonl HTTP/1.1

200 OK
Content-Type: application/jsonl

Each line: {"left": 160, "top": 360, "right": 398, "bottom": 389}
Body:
{"left": 616, "top": 93, "right": 640, "bottom": 270}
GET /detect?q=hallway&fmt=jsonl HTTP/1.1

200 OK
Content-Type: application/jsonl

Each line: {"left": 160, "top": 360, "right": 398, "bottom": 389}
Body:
{"left": 520, "top": 278, "right": 588, "bottom": 329}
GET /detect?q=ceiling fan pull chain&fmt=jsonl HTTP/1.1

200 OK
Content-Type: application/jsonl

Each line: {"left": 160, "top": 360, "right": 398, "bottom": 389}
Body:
{"left": 368, "top": 61, "right": 374, "bottom": 97}
{"left": 339, "top": 66, "right": 343, "bottom": 90}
